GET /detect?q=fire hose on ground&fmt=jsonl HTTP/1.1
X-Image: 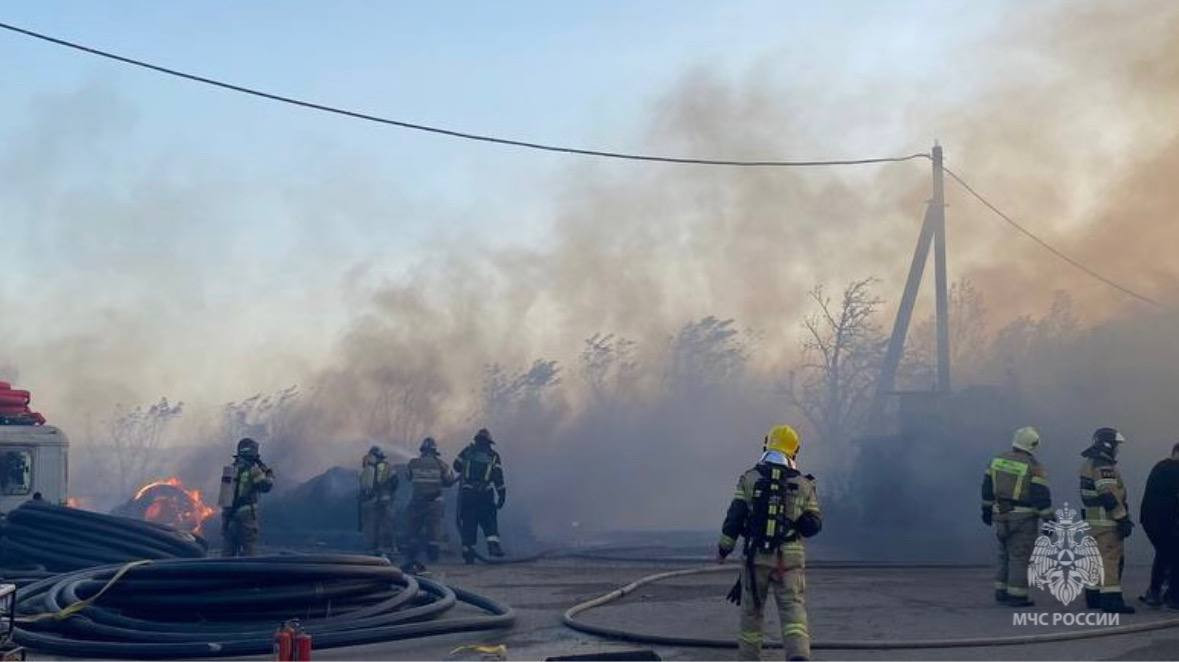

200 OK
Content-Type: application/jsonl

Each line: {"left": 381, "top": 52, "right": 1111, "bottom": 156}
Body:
{"left": 562, "top": 564, "right": 1179, "bottom": 650}
{"left": 0, "top": 501, "right": 207, "bottom": 572}
{"left": 13, "top": 554, "right": 515, "bottom": 659}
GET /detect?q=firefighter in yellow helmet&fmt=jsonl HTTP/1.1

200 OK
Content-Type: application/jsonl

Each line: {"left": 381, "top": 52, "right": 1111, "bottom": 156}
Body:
{"left": 717, "top": 424, "right": 821, "bottom": 661}
{"left": 358, "top": 445, "right": 399, "bottom": 557}
{"left": 980, "top": 426, "right": 1053, "bottom": 606}
{"left": 1079, "top": 427, "right": 1136, "bottom": 614}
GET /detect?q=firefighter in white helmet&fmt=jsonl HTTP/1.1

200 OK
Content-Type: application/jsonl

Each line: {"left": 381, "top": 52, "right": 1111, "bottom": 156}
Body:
{"left": 717, "top": 424, "right": 822, "bottom": 661}
{"left": 981, "top": 426, "right": 1053, "bottom": 606}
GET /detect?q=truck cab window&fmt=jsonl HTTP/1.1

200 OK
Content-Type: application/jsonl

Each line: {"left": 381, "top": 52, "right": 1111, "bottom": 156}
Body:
{"left": 0, "top": 450, "right": 31, "bottom": 496}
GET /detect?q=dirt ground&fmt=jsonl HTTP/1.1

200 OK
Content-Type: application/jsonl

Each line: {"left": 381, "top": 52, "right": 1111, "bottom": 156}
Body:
{"left": 298, "top": 558, "right": 1179, "bottom": 661}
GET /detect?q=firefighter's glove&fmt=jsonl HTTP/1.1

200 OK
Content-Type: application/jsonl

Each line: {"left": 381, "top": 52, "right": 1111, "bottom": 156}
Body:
{"left": 981, "top": 508, "right": 992, "bottom": 526}
{"left": 496, "top": 491, "right": 506, "bottom": 510}
{"left": 1116, "top": 518, "right": 1133, "bottom": 539}
{"left": 717, "top": 544, "right": 732, "bottom": 562}
{"left": 725, "top": 578, "right": 742, "bottom": 605}
{"left": 797, "top": 512, "right": 822, "bottom": 538}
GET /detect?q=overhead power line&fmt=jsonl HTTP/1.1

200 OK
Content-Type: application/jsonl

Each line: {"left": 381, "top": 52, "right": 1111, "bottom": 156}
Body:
{"left": 0, "top": 21, "right": 929, "bottom": 168}
{"left": 943, "top": 166, "right": 1166, "bottom": 309}
{"left": 1, "top": 21, "right": 1167, "bottom": 309}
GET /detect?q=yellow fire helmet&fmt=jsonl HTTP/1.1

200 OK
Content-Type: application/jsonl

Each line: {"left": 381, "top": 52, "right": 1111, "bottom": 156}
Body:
{"left": 764, "top": 424, "right": 801, "bottom": 458}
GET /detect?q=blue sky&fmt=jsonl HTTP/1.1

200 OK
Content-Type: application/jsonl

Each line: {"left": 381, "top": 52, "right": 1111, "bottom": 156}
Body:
{"left": 1, "top": 1, "right": 1007, "bottom": 203}
{"left": 0, "top": 1, "right": 1039, "bottom": 423}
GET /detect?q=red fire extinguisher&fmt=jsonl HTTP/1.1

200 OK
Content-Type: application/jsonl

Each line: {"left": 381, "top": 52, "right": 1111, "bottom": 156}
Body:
{"left": 274, "top": 623, "right": 293, "bottom": 656}
{"left": 273, "top": 621, "right": 294, "bottom": 661}
{"left": 293, "top": 628, "right": 313, "bottom": 661}
{"left": 274, "top": 619, "right": 312, "bottom": 661}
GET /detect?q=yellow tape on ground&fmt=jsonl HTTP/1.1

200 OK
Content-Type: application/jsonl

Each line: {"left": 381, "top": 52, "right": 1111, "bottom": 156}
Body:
{"left": 449, "top": 643, "right": 507, "bottom": 659}
{"left": 23, "top": 559, "right": 154, "bottom": 623}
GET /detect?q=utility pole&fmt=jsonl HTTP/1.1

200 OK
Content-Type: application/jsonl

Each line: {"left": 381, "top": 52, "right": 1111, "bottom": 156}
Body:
{"left": 869, "top": 142, "right": 951, "bottom": 425}
{"left": 932, "top": 143, "right": 950, "bottom": 393}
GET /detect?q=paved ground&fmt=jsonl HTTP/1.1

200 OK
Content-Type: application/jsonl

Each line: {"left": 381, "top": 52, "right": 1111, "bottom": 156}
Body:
{"left": 23, "top": 555, "right": 1178, "bottom": 660}
{"left": 307, "top": 559, "right": 1179, "bottom": 661}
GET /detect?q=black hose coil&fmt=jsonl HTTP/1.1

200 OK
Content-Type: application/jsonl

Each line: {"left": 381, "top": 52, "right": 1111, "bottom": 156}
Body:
{"left": 1, "top": 501, "right": 206, "bottom": 572}
{"left": 14, "top": 554, "right": 514, "bottom": 658}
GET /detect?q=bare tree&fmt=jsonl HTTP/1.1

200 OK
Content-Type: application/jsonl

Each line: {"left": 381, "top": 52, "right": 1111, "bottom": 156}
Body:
{"left": 986, "top": 290, "right": 1079, "bottom": 388}
{"left": 787, "top": 278, "right": 885, "bottom": 447}
{"left": 481, "top": 359, "right": 562, "bottom": 421}
{"left": 220, "top": 386, "right": 300, "bottom": 444}
{"left": 108, "top": 397, "right": 184, "bottom": 495}
{"left": 904, "top": 277, "right": 989, "bottom": 387}
{"left": 580, "top": 333, "right": 638, "bottom": 403}
{"left": 665, "top": 317, "right": 749, "bottom": 393}
{"left": 352, "top": 367, "right": 448, "bottom": 448}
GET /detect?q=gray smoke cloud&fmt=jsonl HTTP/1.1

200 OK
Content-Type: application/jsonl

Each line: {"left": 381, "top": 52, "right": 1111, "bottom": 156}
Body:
{"left": 2, "top": 1, "right": 1178, "bottom": 554}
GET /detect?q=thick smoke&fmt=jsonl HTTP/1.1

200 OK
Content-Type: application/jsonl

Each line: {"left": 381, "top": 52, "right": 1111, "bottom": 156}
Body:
{"left": 2, "top": 2, "right": 1178, "bottom": 556}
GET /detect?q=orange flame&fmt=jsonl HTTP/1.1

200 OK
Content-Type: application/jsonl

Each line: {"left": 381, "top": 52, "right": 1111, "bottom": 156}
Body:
{"left": 66, "top": 497, "right": 86, "bottom": 509}
{"left": 131, "top": 476, "right": 216, "bottom": 535}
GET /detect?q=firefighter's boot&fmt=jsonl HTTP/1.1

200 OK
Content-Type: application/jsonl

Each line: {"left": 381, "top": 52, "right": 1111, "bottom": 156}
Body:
{"left": 1101, "top": 592, "right": 1136, "bottom": 614}
{"left": 1139, "top": 589, "right": 1163, "bottom": 608}
{"left": 994, "top": 589, "right": 1008, "bottom": 604}
{"left": 487, "top": 540, "right": 504, "bottom": 557}
{"left": 462, "top": 546, "right": 476, "bottom": 565}
{"left": 1085, "top": 589, "right": 1101, "bottom": 609}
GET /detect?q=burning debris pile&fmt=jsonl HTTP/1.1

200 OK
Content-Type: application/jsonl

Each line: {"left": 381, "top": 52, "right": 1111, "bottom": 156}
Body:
{"left": 112, "top": 477, "right": 216, "bottom": 535}
{"left": 0, "top": 381, "right": 45, "bottom": 426}
{"left": 0, "top": 500, "right": 206, "bottom": 571}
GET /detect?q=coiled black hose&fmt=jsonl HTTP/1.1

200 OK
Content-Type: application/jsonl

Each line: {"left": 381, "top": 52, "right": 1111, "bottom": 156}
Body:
{"left": 0, "top": 501, "right": 206, "bottom": 572}
{"left": 14, "top": 554, "right": 514, "bottom": 658}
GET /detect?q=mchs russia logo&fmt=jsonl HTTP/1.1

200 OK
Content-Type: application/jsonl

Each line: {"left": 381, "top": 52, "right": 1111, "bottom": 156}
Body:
{"left": 1027, "top": 502, "right": 1103, "bottom": 605}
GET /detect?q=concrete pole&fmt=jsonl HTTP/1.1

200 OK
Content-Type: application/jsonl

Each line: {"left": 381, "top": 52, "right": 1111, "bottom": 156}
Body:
{"left": 932, "top": 143, "right": 951, "bottom": 393}
{"left": 870, "top": 202, "right": 935, "bottom": 425}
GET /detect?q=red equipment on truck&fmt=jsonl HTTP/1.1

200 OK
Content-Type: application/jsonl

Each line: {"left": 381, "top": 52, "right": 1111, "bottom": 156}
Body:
{"left": 0, "top": 382, "right": 45, "bottom": 426}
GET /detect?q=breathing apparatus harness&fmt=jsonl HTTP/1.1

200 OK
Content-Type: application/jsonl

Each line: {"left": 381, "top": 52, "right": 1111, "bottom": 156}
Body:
{"left": 729, "top": 462, "right": 803, "bottom": 607}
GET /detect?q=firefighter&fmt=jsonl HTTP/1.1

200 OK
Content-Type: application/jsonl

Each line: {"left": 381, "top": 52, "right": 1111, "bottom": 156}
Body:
{"left": 454, "top": 428, "right": 506, "bottom": 564}
{"left": 717, "top": 424, "right": 821, "bottom": 662}
{"left": 403, "top": 437, "right": 457, "bottom": 572}
{"left": 358, "top": 445, "right": 398, "bottom": 557}
{"left": 980, "top": 426, "right": 1053, "bottom": 607}
{"left": 1079, "top": 427, "right": 1136, "bottom": 614}
{"left": 220, "top": 438, "right": 274, "bottom": 557}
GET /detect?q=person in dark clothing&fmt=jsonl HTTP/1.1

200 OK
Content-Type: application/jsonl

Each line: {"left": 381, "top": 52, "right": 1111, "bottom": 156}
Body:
{"left": 454, "top": 428, "right": 506, "bottom": 563}
{"left": 1139, "top": 442, "right": 1179, "bottom": 608}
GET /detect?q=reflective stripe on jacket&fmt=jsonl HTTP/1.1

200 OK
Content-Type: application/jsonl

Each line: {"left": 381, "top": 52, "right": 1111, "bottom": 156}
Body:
{"left": 982, "top": 449, "right": 1052, "bottom": 518}
{"left": 1079, "top": 456, "right": 1128, "bottom": 526}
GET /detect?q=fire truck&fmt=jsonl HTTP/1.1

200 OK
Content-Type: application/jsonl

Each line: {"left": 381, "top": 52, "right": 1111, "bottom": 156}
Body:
{"left": 0, "top": 383, "right": 68, "bottom": 512}
{"left": 0, "top": 425, "right": 68, "bottom": 512}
